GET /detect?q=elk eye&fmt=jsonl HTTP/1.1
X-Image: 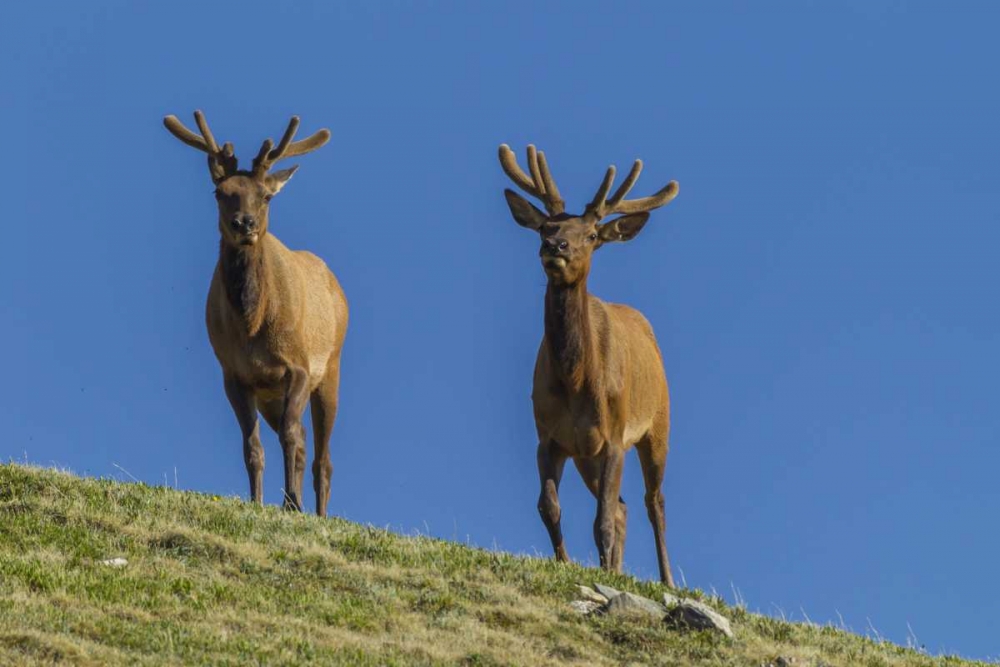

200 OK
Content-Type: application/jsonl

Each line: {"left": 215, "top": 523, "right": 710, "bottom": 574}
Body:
{"left": 589, "top": 233, "right": 598, "bottom": 242}
{"left": 263, "top": 194, "right": 273, "bottom": 203}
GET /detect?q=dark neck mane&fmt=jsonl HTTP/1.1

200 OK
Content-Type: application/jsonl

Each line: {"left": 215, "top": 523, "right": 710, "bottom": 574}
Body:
{"left": 544, "top": 279, "right": 594, "bottom": 389}
{"left": 219, "top": 240, "right": 269, "bottom": 335}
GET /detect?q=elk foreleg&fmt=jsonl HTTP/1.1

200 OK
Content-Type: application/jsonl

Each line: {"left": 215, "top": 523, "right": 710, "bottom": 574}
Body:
{"left": 537, "top": 441, "right": 570, "bottom": 562}
{"left": 596, "top": 447, "right": 626, "bottom": 572}
{"left": 574, "top": 456, "right": 627, "bottom": 571}
{"left": 279, "top": 366, "right": 310, "bottom": 512}
{"left": 224, "top": 375, "right": 264, "bottom": 505}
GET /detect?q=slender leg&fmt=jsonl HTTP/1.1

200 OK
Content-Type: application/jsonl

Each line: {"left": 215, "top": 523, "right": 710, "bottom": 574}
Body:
{"left": 596, "top": 447, "right": 626, "bottom": 571}
{"left": 223, "top": 374, "right": 263, "bottom": 504}
{"left": 537, "top": 441, "right": 570, "bottom": 562}
{"left": 309, "top": 362, "right": 340, "bottom": 517}
{"left": 612, "top": 498, "right": 627, "bottom": 572}
{"left": 636, "top": 433, "right": 675, "bottom": 587}
{"left": 279, "top": 367, "right": 311, "bottom": 512}
{"left": 574, "top": 457, "right": 628, "bottom": 571}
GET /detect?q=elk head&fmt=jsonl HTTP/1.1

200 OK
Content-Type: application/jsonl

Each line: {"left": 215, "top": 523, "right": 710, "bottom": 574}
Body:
{"left": 499, "top": 144, "right": 679, "bottom": 286}
{"left": 164, "top": 111, "right": 330, "bottom": 247}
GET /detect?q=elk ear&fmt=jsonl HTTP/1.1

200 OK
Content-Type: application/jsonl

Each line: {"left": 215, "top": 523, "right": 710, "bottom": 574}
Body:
{"left": 265, "top": 166, "right": 299, "bottom": 196}
{"left": 504, "top": 189, "right": 547, "bottom": 231}
{"left": 598, "top": 212, "right": 651, "bottom": 243}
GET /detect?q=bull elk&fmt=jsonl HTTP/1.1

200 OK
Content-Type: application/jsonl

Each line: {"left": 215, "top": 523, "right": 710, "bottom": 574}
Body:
{"left": 164, "top": 110, "right": 348, "bottom": 516}
{"left": 499, "top": 144, "right": 680, "bottom": 585}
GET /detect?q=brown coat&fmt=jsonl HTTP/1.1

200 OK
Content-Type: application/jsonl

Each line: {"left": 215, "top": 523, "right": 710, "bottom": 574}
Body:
{"left": 165, "top": 111, "right": 347, "bottom": 516}
{"left": 500, "top": 143, "right": 679, "bottom": 585}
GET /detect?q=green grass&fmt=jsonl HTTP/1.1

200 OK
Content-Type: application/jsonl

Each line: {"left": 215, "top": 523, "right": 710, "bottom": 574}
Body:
{"left": 0, "top": 463, "right": 990, "bottom": 666}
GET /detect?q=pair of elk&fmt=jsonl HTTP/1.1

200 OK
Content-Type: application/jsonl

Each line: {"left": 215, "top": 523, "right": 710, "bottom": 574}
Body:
{"left": 499, "top": 144, "right": 680, "bottom": 586}
{"left": 165, "top": 110, "right": 680, "bottom": 586}
{"left": 164, "top": 111, "right": 347, "bottom": 517}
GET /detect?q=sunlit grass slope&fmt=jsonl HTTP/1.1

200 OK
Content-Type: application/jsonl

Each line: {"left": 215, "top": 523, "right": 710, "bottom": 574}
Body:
{"left": 0, "top": 464, "right": 988, "bottom": 666}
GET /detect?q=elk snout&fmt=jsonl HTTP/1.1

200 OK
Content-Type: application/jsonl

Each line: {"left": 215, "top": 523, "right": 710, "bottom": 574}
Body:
{"left": 230, "top": 215, "right": 258, "bottom": 233}
{"left": 543, "top": 237, "right": 569, "bottom": 255}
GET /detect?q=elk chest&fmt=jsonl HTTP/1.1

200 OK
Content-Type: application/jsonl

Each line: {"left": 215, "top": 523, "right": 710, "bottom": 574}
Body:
{"left": 533, "top": 376, "right": 654, "bottom": 458}
{"left": 532, "top": 384, "right": 611, "bottom": 459}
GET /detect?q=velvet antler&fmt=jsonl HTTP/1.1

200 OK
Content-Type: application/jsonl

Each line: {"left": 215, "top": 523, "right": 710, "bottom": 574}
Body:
{"left": 252, "top": 116, "right": 331, "bottom": 176}
{"left": 498, "top": 144, "right": 566, "bottom": 216}
{"left": 163, "top": 110, "right": 238, "bottom": 183}
{"left": 587, "top": 159, "right": 679, "bottom": 219}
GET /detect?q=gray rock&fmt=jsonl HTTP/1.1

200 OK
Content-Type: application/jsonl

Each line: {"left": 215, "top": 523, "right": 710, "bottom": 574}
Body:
{"left": 602, "top": 592, "right": 666, "bottom": 618}
{"left": 663, "top": 596, "right": 734, "bottom": 638}
{"left": 575, "top": 585, "right": 609, "bottom": 604}
{"left": 569, "top": 600, "right": 602, "bottom": 615}
{"left": 760, "top": 658, "right": 793, "bottom": 667}
{"left": 593, "top": 583, "right": 622, "bottom": 600}
{"left": 662, "top": 590, "right": 682, "bottom": 607}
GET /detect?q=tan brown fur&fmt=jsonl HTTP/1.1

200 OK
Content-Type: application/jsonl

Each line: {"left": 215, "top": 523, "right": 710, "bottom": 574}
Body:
{"left": 165, "top": 111, "right": 348, "bottom": 515}
{"left": 499, "top": 144, "right": 679, "bottom": 585}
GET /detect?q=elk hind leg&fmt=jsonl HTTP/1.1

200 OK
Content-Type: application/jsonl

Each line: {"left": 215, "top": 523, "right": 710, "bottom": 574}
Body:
{"left": 309, "top": 362, "right": 340, "bottom": 517}
{"left": 636, "top": 431, "right": 675, "bottom": 587}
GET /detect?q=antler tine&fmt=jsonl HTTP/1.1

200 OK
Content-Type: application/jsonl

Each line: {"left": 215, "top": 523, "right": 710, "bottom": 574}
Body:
{"left": 498, "top": 144, "right": 540, "bottom": 197}
{"left": 590, "top": 157, "right": 680, "bottom": 217}
{"left": 279, "top": 128, "right": 331, "bottom": 160}
{"left": 588, "top": 166, "right": 617, "bottom": 218}
{"left": 267, "top": 116, "right": 300, "bottom": 162}
{"left": 217, "top": 141, "right": 238, "bottom": 176}
{"left": 609, "top": 180, "right": 680, "bottom": 215}
{"left": 527, "top": 145, "right": 546, "bottom": 195}
{"left": 253, "top": 117, "right": 330, "bottom": 173}
{"left": 164, "top": 111, "right": 235, "bottom": 182}
{"left": 498, "top": 144, "right": 565, "bottom": 215}
{"left": 605, "top": 160, "right": 642, "bottom": 211}
{"left": 252, "top": 139, "right": 275, "bottom": 175}
{"left": 163, "top": 115, "right": 210, "bottom": 152}
{"left": 193, "top": 110, "right": 220, "bottom": 154}
{"left": 536, "top": 151, "right": 564, "bottom": 215}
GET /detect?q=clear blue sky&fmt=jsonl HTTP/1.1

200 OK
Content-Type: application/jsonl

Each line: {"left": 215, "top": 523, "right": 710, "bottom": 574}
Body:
{"left": 3, "top": 0, "right": 999, "bottom": 659}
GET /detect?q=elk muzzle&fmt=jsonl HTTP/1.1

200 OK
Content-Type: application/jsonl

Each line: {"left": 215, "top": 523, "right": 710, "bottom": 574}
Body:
{"left": 541, "top": 237, "right": 569, "bottom": 270}
{"left": 230, "top": 215, "right": 260, "bottom": 245}
{"left": 542, "top": 237, "right": 568, "bottom": 255}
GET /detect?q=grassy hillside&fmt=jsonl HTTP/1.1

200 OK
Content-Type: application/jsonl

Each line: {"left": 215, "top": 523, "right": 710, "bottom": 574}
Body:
{"left": 0, "top": 464, "right": 987, "bottom": 666}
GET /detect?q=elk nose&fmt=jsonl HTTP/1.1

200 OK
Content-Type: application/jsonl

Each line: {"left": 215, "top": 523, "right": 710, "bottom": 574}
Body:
{"left": 230, "top": 215, "right": 257, "bottom": 231}
{"left": 544, "top": 238, "right": 568, "bottom": 254}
